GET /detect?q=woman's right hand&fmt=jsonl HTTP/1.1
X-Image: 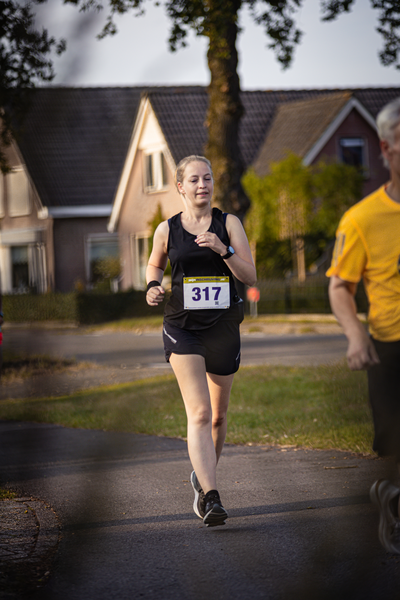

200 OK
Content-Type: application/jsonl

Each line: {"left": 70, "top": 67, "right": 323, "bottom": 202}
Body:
{"left": 146, "top": 286, "right": 165, "bottom": 306}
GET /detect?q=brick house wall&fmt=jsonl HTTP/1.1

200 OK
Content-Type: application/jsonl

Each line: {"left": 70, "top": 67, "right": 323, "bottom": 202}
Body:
{"left": 52, "top": 217, "right": 111, "bottom": 293}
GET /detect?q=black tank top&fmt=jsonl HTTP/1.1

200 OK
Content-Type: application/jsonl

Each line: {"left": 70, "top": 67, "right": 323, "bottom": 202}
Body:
{"left": 164, "top": 207, "right": 243, "bottom": 330}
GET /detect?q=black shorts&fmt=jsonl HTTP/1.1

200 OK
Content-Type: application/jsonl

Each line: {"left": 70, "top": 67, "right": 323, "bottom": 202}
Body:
{"left": 368, "top": 337, "right": 400, "bottom": 461}
{"left": 163, "top": 319, "right": 241, "bottom": 376}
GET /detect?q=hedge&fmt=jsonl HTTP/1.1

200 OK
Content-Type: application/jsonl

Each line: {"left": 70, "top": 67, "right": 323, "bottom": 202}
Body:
{"left": 2, "top": 293, "right": 78, "bottom": 323}
{"left": 2, "top": 290, "right": 165, "bottom": 325}
{"left": 1, "top": 279, "right": 368, "bottom": 324}
{"left": 75, "top": 290, "right": 165, "bottom": 324}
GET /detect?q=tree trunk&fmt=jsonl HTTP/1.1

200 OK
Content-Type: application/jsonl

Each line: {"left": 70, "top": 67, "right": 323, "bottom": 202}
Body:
{"left": 204, "top": 0, "right": 250, "bottom": 222}
{"left": 295, "top": 236, "right": 306, "bottom": 283}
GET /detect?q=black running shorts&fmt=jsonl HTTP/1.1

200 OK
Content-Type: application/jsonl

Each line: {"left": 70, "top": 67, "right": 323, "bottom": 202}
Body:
{"left": 368, "top": 337, "right": 400, "bottom": 461}
{"left": 163, "top": 319, "right": 241, "bottom": 376}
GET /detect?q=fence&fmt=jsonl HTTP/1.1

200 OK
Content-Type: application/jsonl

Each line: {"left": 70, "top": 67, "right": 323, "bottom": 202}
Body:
{"left": 255, "top": 277, "right": 368, "bottom": 315}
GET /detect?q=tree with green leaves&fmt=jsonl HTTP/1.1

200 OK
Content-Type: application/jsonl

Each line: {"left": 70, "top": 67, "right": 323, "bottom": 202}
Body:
{"left": 243, "top": 154, "right": 363, "bottom": 279}
{"left": 311, "top": 158, "right": 364, "bottom": 239}
{"left": 242, "top": 167, "right": 292, "bottom": 278}
{"left": 256, "top": 153, "right": 313, "bottom": 282}
{"left": 0, "top": 1, "right": 65, "bottom": 172}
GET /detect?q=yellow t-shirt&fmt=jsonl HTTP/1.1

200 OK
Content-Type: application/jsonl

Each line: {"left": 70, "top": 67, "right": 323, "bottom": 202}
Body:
{"left": 326, "top": 185, "right": 400, "bottom": 342}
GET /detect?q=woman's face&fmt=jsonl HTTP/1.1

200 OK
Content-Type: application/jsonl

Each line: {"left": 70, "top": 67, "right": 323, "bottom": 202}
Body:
{"left": 178, "top": 161, "right": 213, "bottom": 207}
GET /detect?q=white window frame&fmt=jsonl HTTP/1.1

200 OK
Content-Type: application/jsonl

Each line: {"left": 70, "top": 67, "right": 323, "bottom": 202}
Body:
{"left": 143, "top": 151, "right": 168, "bottom": 193}
{"left": 0, "top": 228, "right": 47, "bottom": 293}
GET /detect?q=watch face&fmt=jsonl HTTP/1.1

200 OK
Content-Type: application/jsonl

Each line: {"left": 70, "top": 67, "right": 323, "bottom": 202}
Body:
{"left": 228, "top": 246, "right": 234, "bottom": 254}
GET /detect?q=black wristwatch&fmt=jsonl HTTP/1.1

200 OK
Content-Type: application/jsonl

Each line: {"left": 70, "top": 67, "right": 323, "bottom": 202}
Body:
{"left": 221, "top": 246, "right": 235, "bottom": 260}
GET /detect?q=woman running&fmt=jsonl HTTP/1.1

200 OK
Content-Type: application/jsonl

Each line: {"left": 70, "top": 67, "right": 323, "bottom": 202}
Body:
{"left": 146, "top": 155, "right": 256, "bottom": 527}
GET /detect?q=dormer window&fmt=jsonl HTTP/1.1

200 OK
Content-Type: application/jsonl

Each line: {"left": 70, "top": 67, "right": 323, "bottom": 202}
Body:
{"left": 144, "top": 151, "right": 168, "bottom": 192}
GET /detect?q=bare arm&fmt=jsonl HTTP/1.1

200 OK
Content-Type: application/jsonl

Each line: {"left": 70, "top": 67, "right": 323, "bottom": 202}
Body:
{"left": 328, "top": 275, "right": 379, "bottom": 371}
{"left": 195, "top": 214, "right": 257, "bottom": 286}
{"left": 146, "top": 221, "right": 169, "bottom": 306}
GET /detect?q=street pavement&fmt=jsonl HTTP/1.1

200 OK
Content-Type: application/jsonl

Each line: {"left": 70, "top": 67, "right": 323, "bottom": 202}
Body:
{"left": 1, "top": 421, "right": 400, "bottom": 600}
{"left": 1, "top": 324, "right": 400, "bottom": 599}
{"left": 3, "top": 324, "right": 349, "bottom": 369}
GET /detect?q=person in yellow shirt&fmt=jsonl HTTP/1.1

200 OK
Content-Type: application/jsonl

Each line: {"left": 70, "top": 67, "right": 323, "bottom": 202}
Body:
{"left": 327, "top": 97, "right": 400, "bottom": 555}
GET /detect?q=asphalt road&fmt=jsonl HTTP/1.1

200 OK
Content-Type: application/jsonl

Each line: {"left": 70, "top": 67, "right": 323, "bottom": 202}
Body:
{"left": 4, "top": 328, "right": 348, "bottom": 369}
{"left": 1, "top": 421, "right": 399, "bottom": 600}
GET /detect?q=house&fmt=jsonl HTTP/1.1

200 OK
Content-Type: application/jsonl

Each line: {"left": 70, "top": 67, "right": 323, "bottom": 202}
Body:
{"left": 252, "top": 92, "right": 388, "bottom": 197}
{"left": 1, "top": 85, "right": 399, "bottom": 294}
{"left": 108, "top": 86, "right": 400, "bottom": 290}
{"left": 0, "top": 86, "right": 148, "bottom": 293}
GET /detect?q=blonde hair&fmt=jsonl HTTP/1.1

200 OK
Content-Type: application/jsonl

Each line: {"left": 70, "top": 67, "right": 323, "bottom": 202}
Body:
{"left": 174, "top": 155, "right": 213, "bottom": 192}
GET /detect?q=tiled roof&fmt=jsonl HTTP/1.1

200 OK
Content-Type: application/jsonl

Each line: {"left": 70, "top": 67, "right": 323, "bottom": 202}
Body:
{"left": 18, "top": 87, "right": 146, "bottom": 207}
{"left": 149, "top": 86, "right": 400, "bottom": 168}
{"left": 148, "top": 87, "right": 208, "bottom": 165}
{"left": 253, "top": 92, "right": 353, "bottom": 176}
{"left": 17, "top": 85, "right": 400, "bottom": 208}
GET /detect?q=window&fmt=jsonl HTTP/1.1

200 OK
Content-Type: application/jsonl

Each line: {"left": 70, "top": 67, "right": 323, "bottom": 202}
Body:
{"left": 131, "top": 234, "right": 149, "bottom": 289}
{"left": 339, "top": 138, "right": 366, "bottom": 170}
{"left": 145, "top": 154, "right": 154, "bottom": 188}
{"left": 11, "top": 246, "right": 29, "bottom": 292}
{"left": 160, "top": 152, "right": 167, "bottom": 187}
{"left": 144, "top": 152, "right": 168, "bottom": 192}
{"left": 9, "top": 244, "right": 47, "bottom": 294}
{"left": 0, "top": 228, "right": 47, "bottom": 293}
{"left": 8, "top": 168, "right": 31, "bottom": 216}
{"left": 86, "top": 235, "right": 120, "bottom": 287}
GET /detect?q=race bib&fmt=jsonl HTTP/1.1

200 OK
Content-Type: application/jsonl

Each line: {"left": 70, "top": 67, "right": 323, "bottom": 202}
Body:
{"left": 183, "top": 276, "right": 230, "bottom": 310}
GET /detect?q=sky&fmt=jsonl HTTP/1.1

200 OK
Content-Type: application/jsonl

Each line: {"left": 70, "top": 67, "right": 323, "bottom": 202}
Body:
{"left": 35, "top": 0, "right": 400, "bottom": 90}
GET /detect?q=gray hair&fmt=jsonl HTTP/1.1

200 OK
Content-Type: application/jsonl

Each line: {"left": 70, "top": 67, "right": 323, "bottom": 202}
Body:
{"left": 174, "top": 155, "right": 213, "bottom": 192}
{"left": 377, "top": 97, "right": 400, "bottom": 144}
{"left": 376, "top": 97, "right": 400, "bottom": 168}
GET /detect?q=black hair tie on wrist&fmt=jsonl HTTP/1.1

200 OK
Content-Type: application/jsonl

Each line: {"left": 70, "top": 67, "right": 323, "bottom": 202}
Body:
{"left": 147, "top": 280, "right": 160, "bottom": 292}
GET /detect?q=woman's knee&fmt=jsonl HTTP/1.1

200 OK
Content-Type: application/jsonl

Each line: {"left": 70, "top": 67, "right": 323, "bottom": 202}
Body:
{"left": 188, "top": 407, "right": 212, "bottom": 428}
{"left": 212, "top": 412, "right": 227, "bottom": 429}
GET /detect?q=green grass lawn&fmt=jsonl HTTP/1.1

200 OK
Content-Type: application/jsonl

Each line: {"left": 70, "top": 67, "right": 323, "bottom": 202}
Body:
{"left": 0, "top": 361, "right": 373, "bottom": 455}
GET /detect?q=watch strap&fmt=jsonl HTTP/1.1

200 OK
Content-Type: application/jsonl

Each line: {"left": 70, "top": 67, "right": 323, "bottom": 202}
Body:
{"left": 221, "top": 246, "right": 234, "bottom": 260}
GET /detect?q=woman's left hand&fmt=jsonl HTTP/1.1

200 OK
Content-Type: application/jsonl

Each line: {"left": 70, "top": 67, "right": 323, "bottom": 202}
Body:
{"left": 195, "top": 232, "right": 226, "bottom": 255}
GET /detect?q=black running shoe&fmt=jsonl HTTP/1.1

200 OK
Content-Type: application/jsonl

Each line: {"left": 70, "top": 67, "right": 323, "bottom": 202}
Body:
{"left": 190, "top": 471, "right": 206, "bottom": 519}
{"left": 203, "top": 489, "right": 228, "bottom": 527}
{"left": 370, "top": 479, "right": 400, "bottom": 554}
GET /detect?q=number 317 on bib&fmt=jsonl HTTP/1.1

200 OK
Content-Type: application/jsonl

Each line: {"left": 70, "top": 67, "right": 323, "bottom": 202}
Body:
{"left": 183, "top": 276, "right": 230, "bottom": 310}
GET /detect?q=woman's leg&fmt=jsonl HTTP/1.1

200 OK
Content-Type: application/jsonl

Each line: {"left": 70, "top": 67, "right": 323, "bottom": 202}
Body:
{"left": 207, "top": 372, "right": 234, "bottom": 463}
{"left": 169, "top": 353, "right": 217, "bottom": 494}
